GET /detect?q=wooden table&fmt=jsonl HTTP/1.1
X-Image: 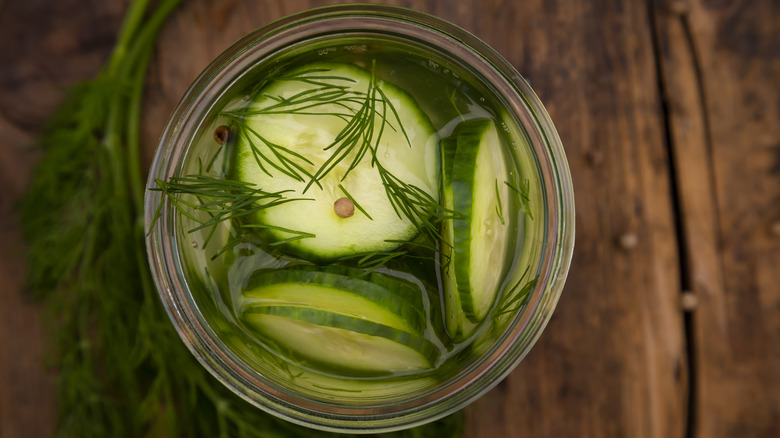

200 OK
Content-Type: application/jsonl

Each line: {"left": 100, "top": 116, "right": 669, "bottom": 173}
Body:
{"left": 1, "top": 0, "right": 778, "bottom": 436}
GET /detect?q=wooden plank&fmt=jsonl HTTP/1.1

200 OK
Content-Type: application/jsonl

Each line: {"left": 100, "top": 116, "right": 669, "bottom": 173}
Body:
{"left": 652, "top": 0, "right": 780, "bottom": 436}
{"left": 459, "top": 1, "right": 688, "bottom": 437}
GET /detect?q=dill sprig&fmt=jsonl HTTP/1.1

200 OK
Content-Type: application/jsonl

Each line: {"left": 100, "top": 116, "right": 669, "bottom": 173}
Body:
{"left": 20, "top": 1, "right": 187, "bottom": 436}
{"left": 17, "top": 0, "right": 464, "bottom": 436}
{"left": 234, "top": 121, "right": 317, "bottom": 183}
{"left": 495, "top": 179, "right": 505, "bottom": 225}
{"left": 494, "top": 266, "right": 539, "bottom": 318}
{"left": 150, "top": 174, "right": 313, "bottom": 247}
{"left": 338, "top": 183, "right": 373, "bottom": 219}
{"left": 504, "top": 176, "right": 533, "bottom": 220}
{"left": 242, "top": 224, "right": 317, "bottom": 247}
{"left": 231, "top": 68, "right": 362, "bottom": 121}
{"left": 338, "top": 238, "right": 446, "bottom": 271}
{"left": 302, "top": 62, "right": 402, "bottom": 192}
{"left": 376, "top": 160, "right": 456, "bottom": 245}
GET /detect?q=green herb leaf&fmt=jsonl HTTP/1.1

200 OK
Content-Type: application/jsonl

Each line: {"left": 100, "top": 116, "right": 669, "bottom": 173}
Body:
{"left": 494, "top": 266, "right": 539, "bottom": 318}
{"left": 495, "top": 179, "right": 505, "bottom": 225}
{"left": 504, "top": 177, "right": 533, "bottom": 220}
{"left": 150, "top": 174, "right": 314, "bottom": 247}
{"left": 338, "top": 183, "right": 373, "bottom": 220}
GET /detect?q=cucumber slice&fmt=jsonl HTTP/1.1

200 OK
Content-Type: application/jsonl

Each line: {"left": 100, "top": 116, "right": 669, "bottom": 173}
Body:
{"left": 234, "top": 62, "right": 439, "bottom": 261}
{"left": 440, "top": 136, "right": 469, "bottom": 337}
{"left": 441, "top": 119, "right": 511, "bottom": 337}
{"left": 240, "top": 267, "right": 425, "bottom": 334}
{"left": 238, "top": 266, "right": 436, "bottom": 375}
{"left": 242, "top": 308, "right": 437, "bottom": 375}
{"left": 277, "top": 264, "right": 424, "bottom": 304}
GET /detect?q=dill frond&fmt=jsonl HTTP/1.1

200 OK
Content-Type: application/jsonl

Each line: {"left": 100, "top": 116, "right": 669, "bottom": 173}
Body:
{"left": 504, "top": 176, "right": 533, "bottom": 220}
{"left": 494, "top": 266, "right": 539, "bottom": 318}
{"left": 150, "top": 174, "right": 314, "bottom": 248}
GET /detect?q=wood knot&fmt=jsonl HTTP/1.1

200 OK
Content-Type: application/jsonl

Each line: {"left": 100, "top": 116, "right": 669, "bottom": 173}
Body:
{"left": 585, "top": 149, "right": 605, "bottom": 166}
{"left": 214, "top": 125, "right": 230, "bottom": 144}
{"left": 771, "top": 221, "right": 780, "bottom": 238}
{"left": 617, "top": 233, "right": 639, "bottom": 250}
{"left": 666, "top": 0, "right": 690, "bottom": 15}
{"left": 334, "top": 197, "right": 355, "bottom": 218}
{"left": 681, "top": 291, "right": 698, "bottom": 311}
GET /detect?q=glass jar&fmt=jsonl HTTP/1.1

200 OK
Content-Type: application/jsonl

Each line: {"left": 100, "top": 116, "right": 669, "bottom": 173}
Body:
{"left": 145, "top": 4, "right": 574, "bottom": 433}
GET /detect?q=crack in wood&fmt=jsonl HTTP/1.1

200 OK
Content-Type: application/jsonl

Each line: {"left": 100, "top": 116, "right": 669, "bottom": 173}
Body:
{"left": 645, "top": 1, "right": 700, "bottom": 437}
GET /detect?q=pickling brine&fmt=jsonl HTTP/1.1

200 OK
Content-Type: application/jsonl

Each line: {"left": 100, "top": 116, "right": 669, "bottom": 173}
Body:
{"left": 151, "top": 39, "right": 542, "bottom": 398}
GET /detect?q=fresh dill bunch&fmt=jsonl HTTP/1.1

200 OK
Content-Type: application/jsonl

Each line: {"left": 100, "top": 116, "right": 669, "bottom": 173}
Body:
{"left": 18, "top": 0, "right": 464, "bottom": 437}
{"left": 20, "top": 0, "right": 185, "bottom": 435}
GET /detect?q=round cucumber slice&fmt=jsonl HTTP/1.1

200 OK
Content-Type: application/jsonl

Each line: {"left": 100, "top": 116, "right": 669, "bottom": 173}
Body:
{"left": 440, "top": 119, "right": 511, "bottom": 336}
{"left": 233, "top": 62, "right": 439, "bottom": 261}
{"left": 242, "top": 307, "right": 437, "bottom": 375}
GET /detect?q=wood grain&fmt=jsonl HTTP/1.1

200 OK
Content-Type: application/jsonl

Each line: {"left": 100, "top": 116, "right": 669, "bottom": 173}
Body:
{"left": 0, "top": 0, "right": 777, "bottom": 437}
{"left": 652, "top": 0, "right": 780, "bottom": 436}
{"left": 462, "top": 1, "right": 689, "bottom": 436}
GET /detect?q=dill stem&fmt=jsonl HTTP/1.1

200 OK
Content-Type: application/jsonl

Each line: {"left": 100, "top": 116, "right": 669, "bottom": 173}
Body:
{"left": 82, "top": 0, "right": 185, "bottom": 431}
{"left": 123, "top": 0, "right": 184, "bottom": 214}
{"left": 126, "top": 43, "right": 153, "bottom": 215}
{"left": 107, "top": 0, "right": 151, "bottom": 75}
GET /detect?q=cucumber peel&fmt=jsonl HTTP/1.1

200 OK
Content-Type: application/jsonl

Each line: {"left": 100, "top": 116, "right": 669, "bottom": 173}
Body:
{"left": 440, "top": 119, "right": 512, "bottom": 338}
{"left": 239, "top": 266, "right": 436, "bottom": 375}
{"left": 242, "top": 311, "right": 436, "bottom": 375}
{"left": 240, "top": 267, "right": 425, "bottom": 334}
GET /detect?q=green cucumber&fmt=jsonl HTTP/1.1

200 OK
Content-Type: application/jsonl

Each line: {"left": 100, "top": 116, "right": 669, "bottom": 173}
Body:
{"left": 440, "top": 136, "right": 474, "bottom": 338}
{"left": 275, "top": 264, "right": 424, "bottom": 307}
{"left": 239, "top": 267, "right": 425, "bottom": 334}
{"left": 242, "top": 307, "right": 437, "bottom": 375}
{"left": 234, "top": 62, "right": 439, "bottom": 261}
{"left": 238, "top": 266, "right": 437, "bottom": 375}
{"left": 441, "top": 119, "right": 511, "bottom": 337}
